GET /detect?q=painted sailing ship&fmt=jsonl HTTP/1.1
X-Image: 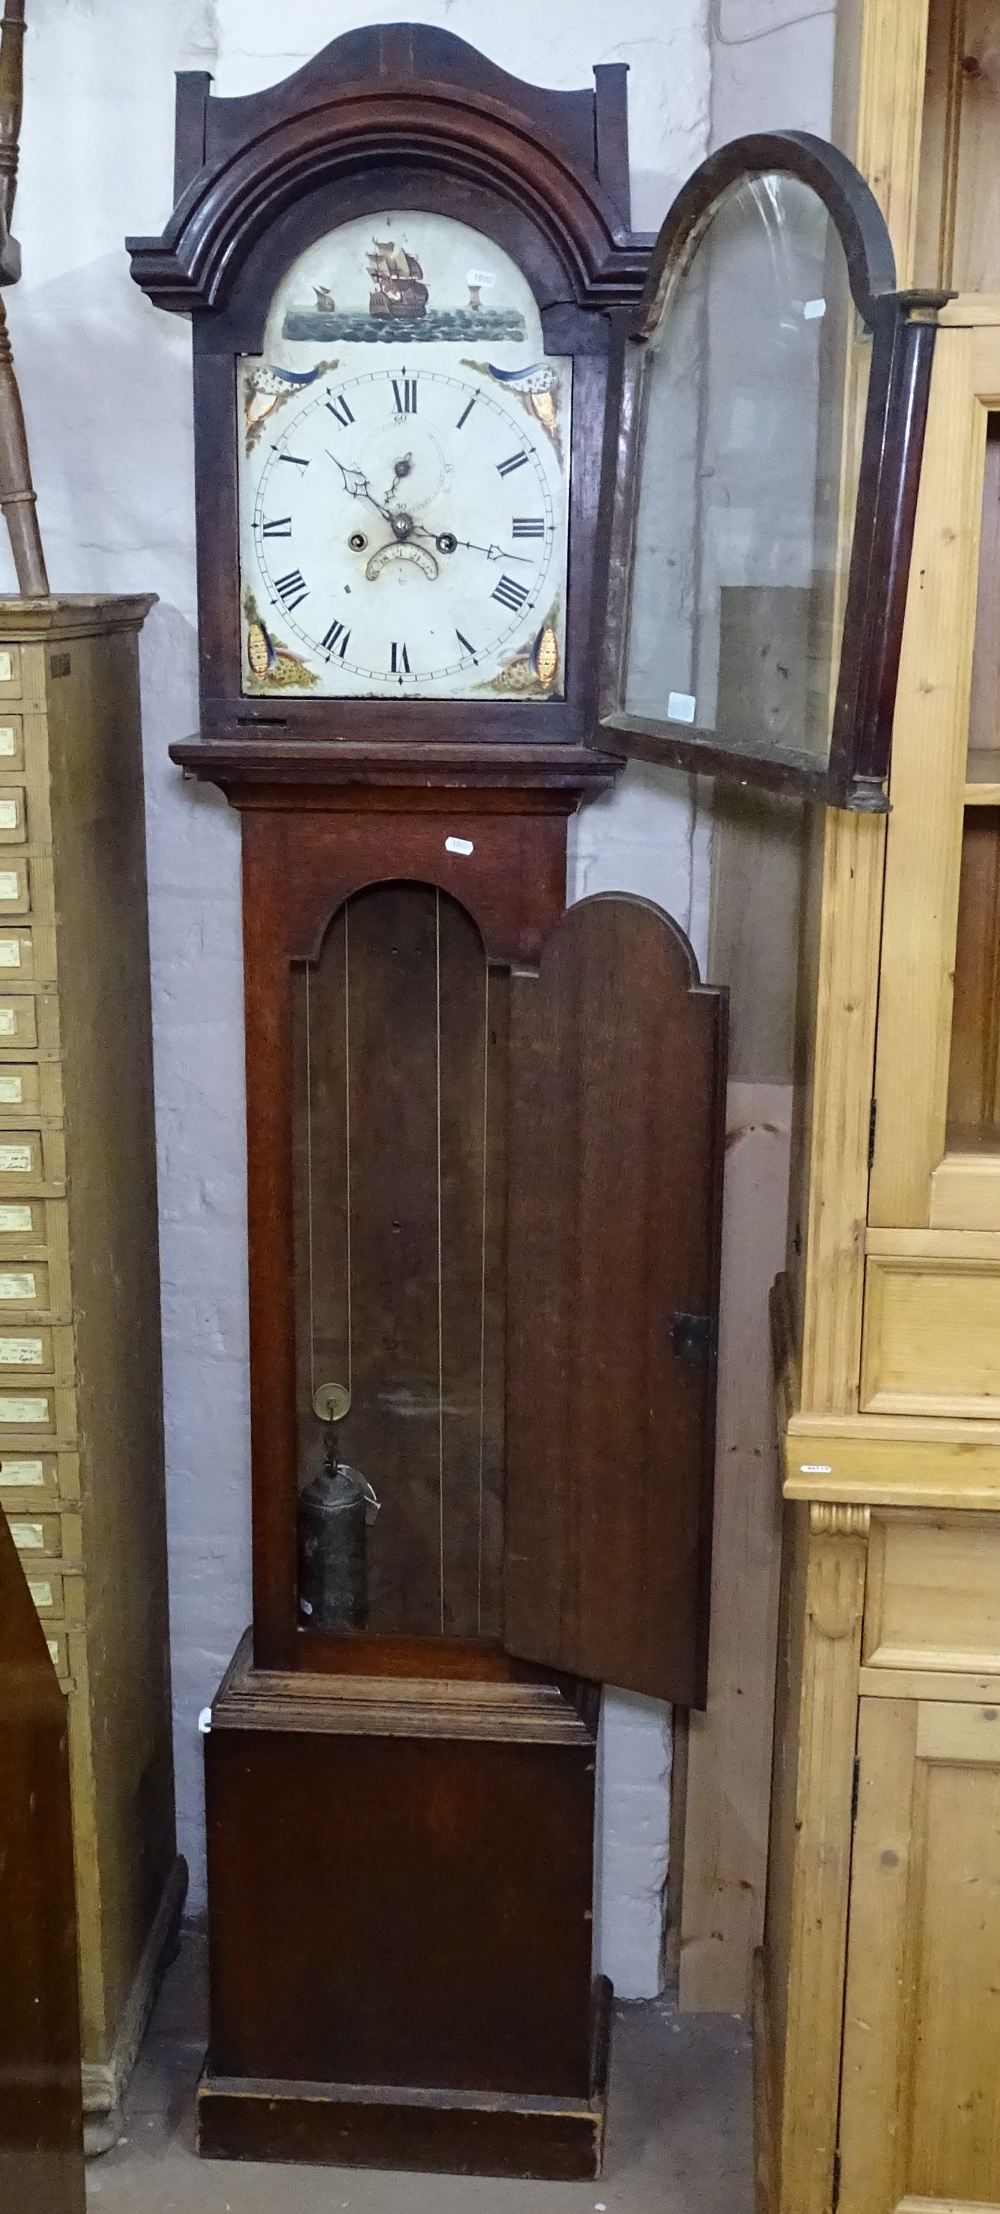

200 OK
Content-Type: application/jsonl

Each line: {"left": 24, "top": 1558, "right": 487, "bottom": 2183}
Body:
{"left": 367, "top": 239, "right": 429, "bottom": 319}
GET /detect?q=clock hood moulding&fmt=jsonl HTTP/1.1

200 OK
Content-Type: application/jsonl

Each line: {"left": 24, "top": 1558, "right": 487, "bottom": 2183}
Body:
{"left": 127, "top": 22, "right": 649, "bottom": 775}
{"left": 126, "top": 24, "right": 650, "bottom": 318}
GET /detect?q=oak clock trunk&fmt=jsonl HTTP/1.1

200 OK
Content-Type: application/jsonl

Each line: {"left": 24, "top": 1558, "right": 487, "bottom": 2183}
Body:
{"left": 128, "top": 26, "right": 726, "bottom": 2180}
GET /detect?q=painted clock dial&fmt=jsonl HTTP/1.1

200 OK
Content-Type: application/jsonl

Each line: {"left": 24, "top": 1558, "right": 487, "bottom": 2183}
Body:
{"left": 237, "top": 213, "right": 572, "bottom": 702}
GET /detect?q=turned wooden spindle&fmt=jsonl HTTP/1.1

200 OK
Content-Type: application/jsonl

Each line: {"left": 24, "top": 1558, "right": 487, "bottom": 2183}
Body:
{"left": 0, "top": 0, "right": 48, "bottom": 597}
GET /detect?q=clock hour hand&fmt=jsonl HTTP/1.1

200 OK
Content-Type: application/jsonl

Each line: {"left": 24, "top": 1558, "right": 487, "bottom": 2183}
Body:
{"left": 327, "top": 452, "right": 395, "bottom": 526}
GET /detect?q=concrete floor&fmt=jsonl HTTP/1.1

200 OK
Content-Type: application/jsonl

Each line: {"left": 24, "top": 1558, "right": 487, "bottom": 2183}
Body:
{"left": 86, "top": 1932, "right": 753, "bottom": 2214}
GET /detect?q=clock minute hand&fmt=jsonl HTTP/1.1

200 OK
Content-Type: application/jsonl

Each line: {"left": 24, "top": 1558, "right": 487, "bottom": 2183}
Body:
{"left": 453, "top": 538, "right": 533, "bottom": 564}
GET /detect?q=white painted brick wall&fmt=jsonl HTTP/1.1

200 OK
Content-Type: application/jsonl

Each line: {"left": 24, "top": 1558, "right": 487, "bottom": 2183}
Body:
{"left": 8, "top": 0, "right": 715, "bottom": 2000}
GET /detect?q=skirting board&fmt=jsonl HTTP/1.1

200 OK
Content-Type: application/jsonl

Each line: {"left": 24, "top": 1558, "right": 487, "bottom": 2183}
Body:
{"left": 83, "top": 1853, "right": 188, "bottom": 2155}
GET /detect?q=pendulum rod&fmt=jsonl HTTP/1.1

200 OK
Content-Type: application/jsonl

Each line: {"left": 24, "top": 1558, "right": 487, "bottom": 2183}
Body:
{"left": 476, "top": 961, "right": 489, "bottom": 1636}
{"left": 304, "top": 908, "right": 354, "bottom": 1413}
{"left": 435, "top": 889, "right": 445, "bottom": 1634}
{"left": 305, "top": 960, "right": 315, "bottom": 1400}
{"left": 344, "top": 903, "right": 353, "bottom": 1405}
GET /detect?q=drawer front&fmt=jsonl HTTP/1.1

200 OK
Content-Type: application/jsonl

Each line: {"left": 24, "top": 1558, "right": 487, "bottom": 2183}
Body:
{"left": 44, "top": 1630, "right": 69, "bottom": 1683}
{"left": 0, "top": 1063, "right": 38, "bottom": 1114}
{"left": 26, "top": 1569, "right": 62, "bottom": 1617}
{"left": 0, "top": 717, "right": 26, "bottom": 772}
{"left": 0, "top": 927, "right": 35, "bottom": 981}
{"left": 0, "top": 646, "right": 24, "bottom": 698}
{"left": 0, "top": 994, "right": 36, "bottom": 1049}
{"left": 0, "top": 1450, "right": 79, "bottom": 1506}
{"left": 0, "top": 859, "right": 30, "bottom": 915}
{"left": 865, "top": 1513, "right": 1000, "bottom": 1672}
{"left": 0, "top": 1325, "right": 70, "bottom": 1381}
{"left": 0, "top": 786, "right": 27, "bottom": 843}
{"left": 862, "top": 1256, "right": 1000, "bottom": 1415}
{"left": 0, "top": 1386, "right": 57, "bottom": 1434}
{"left": 0, "top": 642, "right": 24, "bottom": 690}
{"left": 0, "top": 1127, "right": 64, "bottom": 1192}
{"left": 7, "top": 1511, "right": 62, "bottom": 1556}
{"left": 0, "top": 1259, "right": 50, "bottom": 1310}
{"left": 0, "top": 1325, "right": 53, "bottom": 1374}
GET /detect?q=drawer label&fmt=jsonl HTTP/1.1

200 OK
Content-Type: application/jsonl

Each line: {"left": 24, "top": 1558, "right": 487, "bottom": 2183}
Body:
{"left": 0, "top": 728, "right": 16, "bottom": 757}
{"left": 0, "top": 1144, "right": 31, "bottom": 1173}
{"left": 0, "top": 1204, "right": 31, "bottom": 1230}
{"left": 27, "top": 1577, "right": 52, "bottom": 1608}
{"left": 0, "top": 1335, "right": 43, "bottom": 1365}
{"left": 0, "top": 1010, "right": 16, "bottom": 1035}
{"left": 0, "top": 1456, "right": 43, "bottom": 1484}
{"left": 0, "top": 1395, "right": 48, "bottom": 1422}
{"left": 0, "top": 1075, "right": 23, "bottom": 1104}
{"left": 0, "top": 655, "right": 15, "bottom": 685}
{"left": 0, "top": 871, "right": 22, "bottom": 902}
{"left": 10, "top": 1519, "right": 43, "bottom": 1549}
{"left": 0, "top": 941, "right": 22, "bottom": 968}
{"left": 0, "top": 801, "right": 20, "bottom": 832}
{"left": 0, "top": 1271, "right": 35, "bottom": 1299}
{"left": 46, "top": 1636, "right": 59, "bottom": 1665}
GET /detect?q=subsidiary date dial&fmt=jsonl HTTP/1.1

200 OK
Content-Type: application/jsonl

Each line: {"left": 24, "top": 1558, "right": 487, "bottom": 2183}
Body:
{"left": 240, "top": 362, "right": 571, "bottom": 701}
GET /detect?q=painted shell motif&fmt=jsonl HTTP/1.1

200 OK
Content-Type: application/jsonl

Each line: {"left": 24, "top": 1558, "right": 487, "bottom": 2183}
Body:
{"left": 246, "top": 617, "right": 276, "bottom": 679}
{"left": 481, "top": 608, "right": 561, "bottom": 698}
{"left": 243, "top": 358, "right": 339, "bottom": 454}
{"left": 461, "top": 358, "right": 563, "bottom": 454}
{"left": 243, "top": 591, "right": 319, "bottom": 692}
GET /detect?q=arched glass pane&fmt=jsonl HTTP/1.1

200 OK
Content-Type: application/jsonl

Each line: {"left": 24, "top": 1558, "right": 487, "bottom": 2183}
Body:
{"left": 623, "top": 170, "right": 867, "bottom": 772}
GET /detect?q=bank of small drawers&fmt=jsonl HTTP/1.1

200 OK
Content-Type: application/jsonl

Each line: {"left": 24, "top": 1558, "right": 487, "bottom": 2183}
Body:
{"left": 0, "top": 677, "right": 81, "bottom": 1678}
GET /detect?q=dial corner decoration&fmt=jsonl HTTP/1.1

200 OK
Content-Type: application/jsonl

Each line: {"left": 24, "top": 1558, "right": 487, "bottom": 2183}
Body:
{"left": 237, "top": 212, "right": 572, "bottom": 705}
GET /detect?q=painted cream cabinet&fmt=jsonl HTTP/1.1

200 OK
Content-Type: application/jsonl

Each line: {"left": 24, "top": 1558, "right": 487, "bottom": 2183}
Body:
{"left": 0, "top": 600, "right": 180, "bottom": 2146}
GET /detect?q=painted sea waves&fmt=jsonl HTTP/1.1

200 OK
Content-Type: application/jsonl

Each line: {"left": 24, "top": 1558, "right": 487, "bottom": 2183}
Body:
{"left": 283, "top": 307, "right": 528, "bottom": 344}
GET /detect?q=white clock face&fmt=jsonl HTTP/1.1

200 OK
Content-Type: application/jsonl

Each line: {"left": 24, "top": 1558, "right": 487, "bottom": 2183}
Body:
{"left": 237, "top": 214, "right": 571, "bottom": 702}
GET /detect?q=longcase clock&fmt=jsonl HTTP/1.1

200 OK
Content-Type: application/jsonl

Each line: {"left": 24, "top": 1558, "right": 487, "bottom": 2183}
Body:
{"left": 127, "top": 26, "right": 730, "bottom": 2182}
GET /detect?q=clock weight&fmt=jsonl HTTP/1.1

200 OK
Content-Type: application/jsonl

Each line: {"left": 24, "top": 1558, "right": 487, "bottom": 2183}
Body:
{"left": 297, "top": 1382, "right": 380, "bottom": 1632}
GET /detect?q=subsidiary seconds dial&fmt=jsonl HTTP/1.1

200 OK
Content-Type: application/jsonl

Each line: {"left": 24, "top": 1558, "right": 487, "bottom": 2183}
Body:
{"left": 245, "top": 363, "right": 568, "bottom": 699}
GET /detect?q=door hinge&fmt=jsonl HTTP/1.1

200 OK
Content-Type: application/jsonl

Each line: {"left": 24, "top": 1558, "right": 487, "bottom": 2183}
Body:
{"left": 832, "top": 2146, "right": 842, "bottom": 2211}
{"left": 850, "top": 1754, "right": 860, "bottom": 1827}
{"left": 868, "top": 1096, "right": 878, "bottom": 1170}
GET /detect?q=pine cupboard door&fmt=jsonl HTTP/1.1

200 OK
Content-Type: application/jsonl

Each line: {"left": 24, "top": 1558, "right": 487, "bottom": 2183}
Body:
{"left": 839, "top": 1696, "right": 1000, "bottom": 2214}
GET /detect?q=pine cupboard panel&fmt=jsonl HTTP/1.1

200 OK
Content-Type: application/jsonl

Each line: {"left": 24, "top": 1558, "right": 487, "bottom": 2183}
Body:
{"left": 863, "top": 1512, "right": 1000, "bottom": 1671}
{"left": 930, "top": 1152, "right": 1000, "bottom": 1230}
{"left": 839, "top": 1698, "right": 1000, "bottom": 2213}
{"left": 755, "top": 1504, "right": 869, "bottom": 2214}
{"left": 869, "top": 325, "right": 984, "bottom": 1230}
{"left": 862, "top": 1255, "right": 1000, "bottom": 1414}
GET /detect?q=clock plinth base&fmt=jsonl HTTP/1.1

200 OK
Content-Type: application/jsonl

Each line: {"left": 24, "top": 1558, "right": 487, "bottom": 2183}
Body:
{"left": 201, "top": 1634, "right": 608, "bottom": 2181}
{"left": 196, "top": 1994, "right": 610, "bottom": 2181}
